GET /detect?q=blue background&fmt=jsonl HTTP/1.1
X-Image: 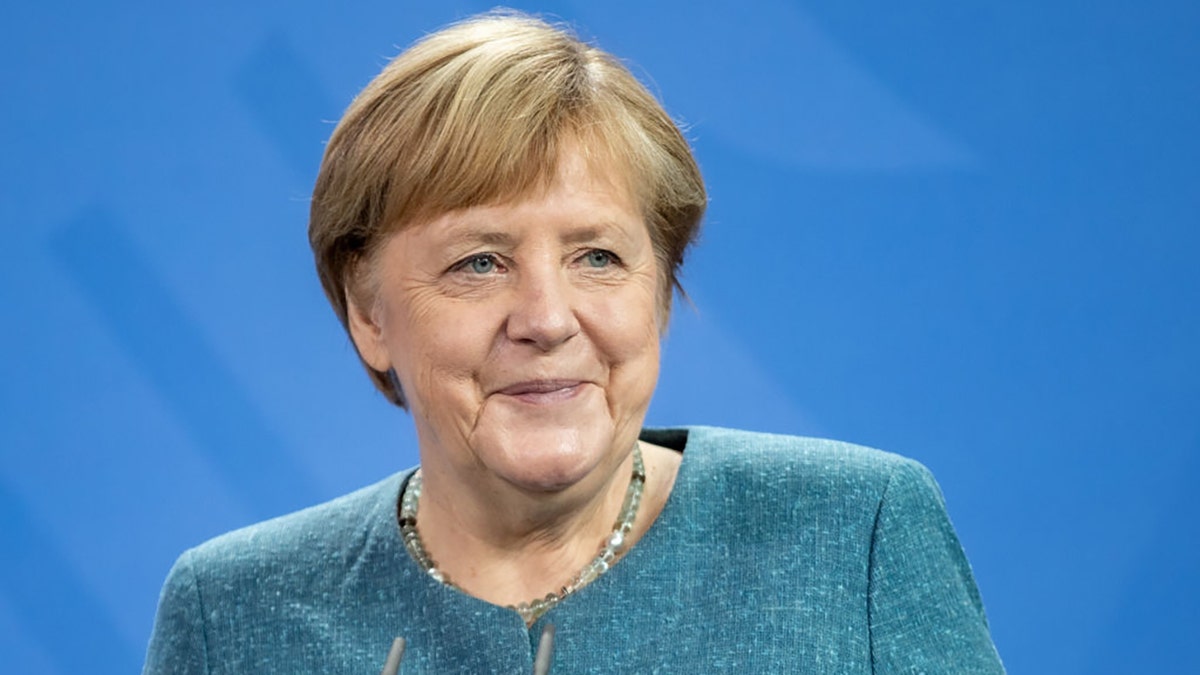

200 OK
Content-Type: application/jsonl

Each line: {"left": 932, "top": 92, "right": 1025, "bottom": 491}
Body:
{"left": 2, "top": 1, "right": 1197, "bottom": 672}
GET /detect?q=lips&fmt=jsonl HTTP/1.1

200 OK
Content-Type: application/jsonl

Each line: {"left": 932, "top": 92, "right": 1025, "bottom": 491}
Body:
{"left": 494, "top": 380, "right": 586, "bottom": 403}
{"left": 496, "top": 380, "right": 583, "bottom": 396}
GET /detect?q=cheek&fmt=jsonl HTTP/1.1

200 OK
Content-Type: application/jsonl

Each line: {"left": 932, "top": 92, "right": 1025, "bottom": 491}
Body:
{"left": 385, "top": 293, "right": 492, "bottom": 402}
{"left": 591, "top": 285, "right": 662, "bottom": 385}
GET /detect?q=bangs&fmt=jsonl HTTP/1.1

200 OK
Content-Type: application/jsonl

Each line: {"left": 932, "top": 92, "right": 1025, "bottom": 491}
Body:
{"left": 373, "top": 43, "right": 651, "bottom": 233}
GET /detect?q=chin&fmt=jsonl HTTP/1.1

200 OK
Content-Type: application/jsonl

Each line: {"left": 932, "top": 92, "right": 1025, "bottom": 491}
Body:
{"left": 473, "top": 421, "right": 617, "bottom": 494}
{"left": 465, "top": 384, "right": 626, "bottom": 492}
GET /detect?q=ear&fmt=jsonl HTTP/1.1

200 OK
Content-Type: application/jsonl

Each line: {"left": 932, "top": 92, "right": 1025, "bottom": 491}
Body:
{"left": 346, "top": 291, "right": 392, "bottom": 372}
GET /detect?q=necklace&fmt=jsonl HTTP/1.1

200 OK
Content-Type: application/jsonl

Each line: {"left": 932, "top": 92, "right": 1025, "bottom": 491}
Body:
{"left": 398, "top": 443, "right": 646, "bottom": 624}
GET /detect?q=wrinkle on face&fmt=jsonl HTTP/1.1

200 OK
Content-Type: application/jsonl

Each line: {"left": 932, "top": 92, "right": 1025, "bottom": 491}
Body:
{"left": 353, "top": 146, "right": 663, "bottom": 500}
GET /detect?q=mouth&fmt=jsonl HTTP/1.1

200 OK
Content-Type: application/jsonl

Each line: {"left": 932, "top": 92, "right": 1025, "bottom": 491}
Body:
{"left": 494, "top": 379, "right": 586, "bottom": 404}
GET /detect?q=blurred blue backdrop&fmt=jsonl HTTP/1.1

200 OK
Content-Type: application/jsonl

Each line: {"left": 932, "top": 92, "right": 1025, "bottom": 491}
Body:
{"left": 2, "top": 1, "right": 1197, "bottom": 672}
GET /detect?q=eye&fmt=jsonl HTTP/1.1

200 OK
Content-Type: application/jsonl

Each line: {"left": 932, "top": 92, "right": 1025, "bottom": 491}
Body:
{"left": 582, "top": 249, "right": 616, "bottom": 268}
{"left": 457, "top": 253, "right": 500, "bottom": 275}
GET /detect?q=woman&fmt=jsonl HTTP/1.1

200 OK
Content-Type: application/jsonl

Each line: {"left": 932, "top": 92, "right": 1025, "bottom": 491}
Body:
{"left": 145, "top": 12, "right": 1004, "bottom": 673}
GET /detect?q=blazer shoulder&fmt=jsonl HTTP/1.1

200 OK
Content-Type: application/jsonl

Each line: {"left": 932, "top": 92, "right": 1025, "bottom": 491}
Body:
{"left": 682, "top": 425, "right": 923, "bottom": 496}
{"left": 661, "top": 427, "right": 946, "bottom": 564}
{"left": 180, "top": 471, "right": 408, "bottom": 582}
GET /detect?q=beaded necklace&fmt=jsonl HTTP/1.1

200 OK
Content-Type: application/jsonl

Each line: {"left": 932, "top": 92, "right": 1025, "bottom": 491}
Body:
{"left": 398, "top": 444, "right": 646, "bottom": 624}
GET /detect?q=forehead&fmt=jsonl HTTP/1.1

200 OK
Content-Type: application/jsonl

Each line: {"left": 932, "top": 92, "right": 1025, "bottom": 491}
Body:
{"left": 407, "top": 147, "right": 646, "bottom": 246}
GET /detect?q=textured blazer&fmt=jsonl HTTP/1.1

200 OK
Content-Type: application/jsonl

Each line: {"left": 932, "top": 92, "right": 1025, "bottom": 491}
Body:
{"left": 144, "top": 426, "right": 1004, "bottom": 673}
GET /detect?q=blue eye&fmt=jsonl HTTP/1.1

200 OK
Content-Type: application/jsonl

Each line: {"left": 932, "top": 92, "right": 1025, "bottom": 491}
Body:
{"left": 584, "top": 250, "right": 613, "bottom": 268}
{"left": 465, "top": 255, "right": 496, "bottom": 274}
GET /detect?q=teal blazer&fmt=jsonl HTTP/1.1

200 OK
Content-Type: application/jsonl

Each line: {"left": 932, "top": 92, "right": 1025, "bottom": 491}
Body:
{"left": 144, "top": 427, "right": 1004, "bottom": 673}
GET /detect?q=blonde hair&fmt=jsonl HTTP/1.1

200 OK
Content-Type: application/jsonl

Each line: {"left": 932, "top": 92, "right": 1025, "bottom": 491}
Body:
{"left": 309, "top": 11, "right": 707, "bottom": 406}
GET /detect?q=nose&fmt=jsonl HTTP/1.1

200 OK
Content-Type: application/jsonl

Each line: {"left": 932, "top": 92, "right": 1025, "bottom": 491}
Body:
{"left": 505, "top": 266, "right": 581, "bottom": 351}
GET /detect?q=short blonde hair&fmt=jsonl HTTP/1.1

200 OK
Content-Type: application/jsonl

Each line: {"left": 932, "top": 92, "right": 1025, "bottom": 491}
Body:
{"left": 309, "top": 11, "right": 707, "bottom": 406}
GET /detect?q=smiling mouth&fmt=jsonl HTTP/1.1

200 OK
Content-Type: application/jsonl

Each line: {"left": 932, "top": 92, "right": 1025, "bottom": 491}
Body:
{"left": 495, "top": 380, "right": 585, "bottom": 403}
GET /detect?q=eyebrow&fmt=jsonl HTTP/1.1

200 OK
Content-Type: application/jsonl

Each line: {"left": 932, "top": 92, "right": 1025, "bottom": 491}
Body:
{"left": 443, "top": 230, "right": 515, "bottom": 247}
{"left": 440, "top": 223, "right": 630, "bottom": 249}
{"left": 559, "top": 224, "right": 630, "bottom": 246}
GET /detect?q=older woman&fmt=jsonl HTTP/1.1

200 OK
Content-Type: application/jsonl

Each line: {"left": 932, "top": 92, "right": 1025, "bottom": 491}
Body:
{"left": 144, "top": 12, "right": 1003, "bottom": 674}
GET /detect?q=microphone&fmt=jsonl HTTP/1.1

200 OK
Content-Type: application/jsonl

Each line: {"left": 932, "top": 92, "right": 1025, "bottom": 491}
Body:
{"left": 533, "top": 623, "right": 556, "bottom": 675}
{"left": 380, "top": 637, "right": 406, "bottom": 675}
{"left": 379, "top": 623, "right": 554, "bottom": 673}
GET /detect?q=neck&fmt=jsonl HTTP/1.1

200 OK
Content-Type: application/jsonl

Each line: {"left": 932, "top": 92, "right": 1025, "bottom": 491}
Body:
{"left": 412, "top": 445, "right": 639, "bottom": 606}
{"left": 406, "top": 438, "right": 683, "bottom": 616}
